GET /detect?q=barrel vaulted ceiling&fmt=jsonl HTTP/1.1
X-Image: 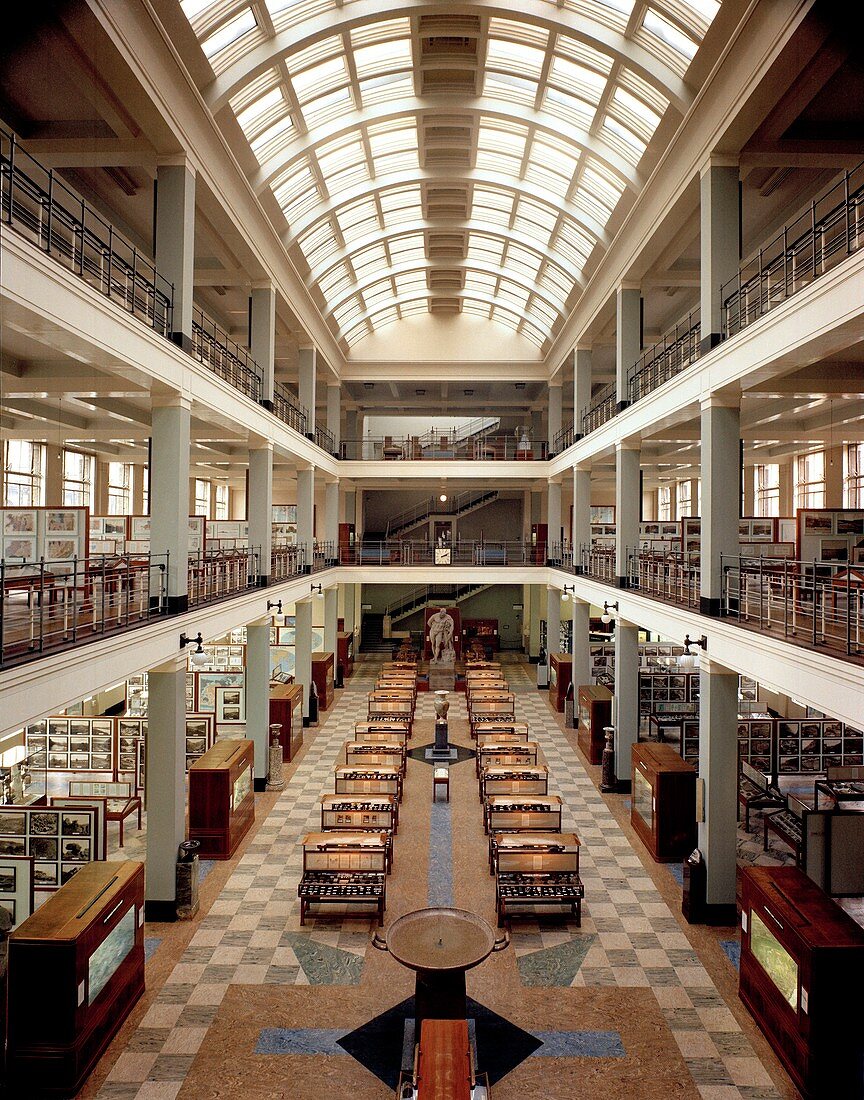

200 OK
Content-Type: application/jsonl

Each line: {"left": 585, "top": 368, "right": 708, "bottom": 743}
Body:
{"left": 179, "top": 0, "right": 722, "bottom": 354}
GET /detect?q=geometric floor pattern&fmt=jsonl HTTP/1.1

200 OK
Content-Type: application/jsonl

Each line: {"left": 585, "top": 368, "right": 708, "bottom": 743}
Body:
{"left": 89, "top": 654, "right": 783, "bottom": 1099}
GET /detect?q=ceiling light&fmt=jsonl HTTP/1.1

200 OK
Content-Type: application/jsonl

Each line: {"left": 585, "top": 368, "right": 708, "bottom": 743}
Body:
{"left": 439, "top": 493, "right": 448, "bottom": 503}
{"left": 416, "top": 388, "right": 426, "bottom": 395}
{"left": 464, "top": 389, "right": 474, "bottom": 396}
{"left": 600, "top": 601, "right": 618, "bottom": 625}
{"left": 514, "top": 382, "right": 526, "bottom": 390}
{"left": 364, "top": 382, "right": 374, "bottom": 390}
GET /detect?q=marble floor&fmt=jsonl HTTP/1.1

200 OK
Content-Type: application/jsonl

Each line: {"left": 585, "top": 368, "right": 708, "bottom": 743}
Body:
{"left": 80, "top": 655, "right": 799, "bottom": 1100}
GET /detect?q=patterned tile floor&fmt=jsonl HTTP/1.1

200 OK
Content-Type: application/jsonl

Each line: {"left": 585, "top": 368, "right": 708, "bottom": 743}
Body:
{"left": 84, "top": 655, "right": 795, "bottom": 1099}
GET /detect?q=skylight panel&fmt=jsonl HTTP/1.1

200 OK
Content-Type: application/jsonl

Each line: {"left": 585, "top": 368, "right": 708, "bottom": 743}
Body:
{"left": 527, "top": 298, "right": 558, "bottom": 327}
{"left": 389, "top": 233, "right": 425, "bottom": 262}
{"left": 524, "top": 138, "right": 578, "bottom": 196}
{"left": 463, "top": 299, "right": 493, "bottom": 319}
{"left": 292, "top": 55, "right": 348, "bottom": 100}
{"left": 399, "top": 300, "right": 427, "bottom": 318}
{"left": 680, "top": 0, "right": 720, "bottom": 24}
{"left": 601, "top": 117, "right": 647, "bottom": 164}
{"left": 472, "top": 187, "right": 515, "bottom": 228}
{"left": 333, "top": 297, "right": 364, "bottom": 328}
{"left": 490, "top": 305, "right": 521, "bottom": 331}
{"left": 201, "top": 8, "right": 256, "bottom": 59}
{"left": 369, "top": 305, "right": 399, "bottom": 329}
{"left": 612, "top": 87, "right": 661, "bottom": 139}
{"left": 359, "top": 72, "right": 414, "bottom": 107}
{"left": 362, "top": 280, "right": 393, "bottom": 309}
{"left": 302, "top": 87, "right": 353, "bottom": 129}
{"left": 540, "top": 261, "right": 575, "bottom": 301}
{"left": 351, "top": 18, "right": 411, "bottom": 49}
{"left": 592, "top": 0, "right": 635, "bottom": 15}
{"left": 274, "top": 166, "right": 320, "bottom": 222}
{"left": 464, "top": 271, "right": 498, "bottom": 295}
{"left": 380, "top": 187, "right": 421, "bottom": 225}
{"left": 298, "top": 218, "right": 340, "bottom": 270}
{"left": 250, "top": 115, "right": 294, "bottom": 161}
{"left": 180, "top": 0, "right": 215, "bottom": 20}
{"left": 484, "top": 72, "right": 537, "bottom": 108}
{"left": 580, "top": 162, "right": 625, "bottom": 210}
{"left": 394, "top": 272, "right": 426, "bottom": 295}
{"left": 368, "top": 122, "right": 418, "bottom": 175}
{"left": 318, "top": 262, "right": 352, "bottom": 299}
{"left": 467, "top": 233, "right": 505, "bottom": 263}
{"left": 486, "top": 39, "right": 546, "bottom": 79}
{"left": 343, "top": 319, "right": 371, "bottom": 346}
{"left": 519, "top": 319, "right": 547, "bottom": 347}
{"left": 554, "top": 35, "right": 614, "bottom": 75}
{"left": 353, "top": 39, "right": 412, "bottom": 77}
{"left": 487, "top": 18, "right": 548, "bottom": 49}
{"left": 316, "top": 138, "right": 369, "bottom": 194}
{"left": 549, "top": 55, "right": 606, "bottom": 103}
{"left": 350, "top": 242, "right": 389, "bottom": 277}
{"left": 505, "top": 243, "right": 542, "bottom": 278}
{"left": 513, "top": 197, "right": 558, "bottom": 237}
{"left": 543, "top": 88, "right": 595, "bottom": 131}
{"left": 476, "top": 124, "right": 527, "bottom": 176}
{"left": 643, "top": 9, "right": 698, "bottom": 60}
{"left": 618, "top": 68, "right": 670, "bottom": 118}
{"left": 236, "top": 87, "right": 285, "bottom": 135}
{"left": 498, "top": 280, "right": 530, "bottom": 309}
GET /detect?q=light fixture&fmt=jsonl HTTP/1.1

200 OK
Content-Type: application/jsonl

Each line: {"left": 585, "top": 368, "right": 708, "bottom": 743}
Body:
{"left": 415, "top": 388, "right": 426, "bottom": 395}
{"left": 679, "top": 633, "right": 707, "bottom": 669}
{"left": 561, "top": 584, "right": 576, "bottom": 602}
{"left": 439, "top": 493, "right": 448, "bottom": 503}
{"left": 363, "top": 382, "right": 374, "bottom": 390}
{"left": 267, "top": 600, "right": 283, "bottom": 615}
{"left": 180, "top": 631, "right": 209, "bottom": 667}
{"left": 310, "top": 583, "right": 323, "bottom": 595}
{"left": 463, "top": 388, "right": 474, "bottom": 396}
{"left": 514, "top": 382, "right": 526, "bottom": 390}
{"left": 600, "top": 601, "right": 618, "bottom": 625}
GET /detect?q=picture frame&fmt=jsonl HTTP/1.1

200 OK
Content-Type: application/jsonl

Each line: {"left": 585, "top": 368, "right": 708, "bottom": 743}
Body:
{"left": 44, "top": 538, "right": 77, "bottom": 561}
{"left": 45, "top": 510, "right": 78, "bottom": 534}
{"left": 3, "top": 510, "right": 37, "bottom": 535}
{"left": 803, "top": 512, "right": 833, "bottom": 534}
{"left": 215, "top": 686, "right": 246, "bottom": 724}
{"left": 104, "top": 517, "right": 127, "bottom": 538}
{"left": 130, "top": 516, "right": 151, "bottom": 540}
{"left": 196, "top": 672, "right": 244, "bottom": 712}
{"left": 3, "top": 535, "right": 37, "bottom": 560}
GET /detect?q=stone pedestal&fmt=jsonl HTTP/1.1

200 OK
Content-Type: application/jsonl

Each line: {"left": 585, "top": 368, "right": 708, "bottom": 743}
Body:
{"left": 266, "top": 725, "right": 286, "bottom": 791}
{"left": 176, "top": 846, "right": 200, "bottom": 921}
{"left": 600, "top": 727, "right": 617, "bottom": 793}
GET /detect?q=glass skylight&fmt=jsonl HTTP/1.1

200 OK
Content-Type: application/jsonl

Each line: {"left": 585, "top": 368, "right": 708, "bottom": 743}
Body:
{"left": 179, "top": 2, "right": 722, "bottom": 348}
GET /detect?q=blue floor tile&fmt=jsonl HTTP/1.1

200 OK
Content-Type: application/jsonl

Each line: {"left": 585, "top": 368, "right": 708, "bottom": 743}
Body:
{"left": 531, "top": 1030, "right": 625, "bottom": 1058}
{"left": 255, "top": 1027, "right": 349, "bottom": 1055}
{"left": 720, "top": 940, "right": 740, "bottom": 970}
{"left": 144, "top": 937, "right": 162, "bottom": 963}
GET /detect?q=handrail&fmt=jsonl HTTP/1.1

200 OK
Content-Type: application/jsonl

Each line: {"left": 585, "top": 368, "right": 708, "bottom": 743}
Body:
{"left": 628, "top": 308, "right": 700, "bottom": 404}
{"left": 315, "top": 424, "right": 336, "bottom": 454}
{"left": 385, "top": 489, "right": 498, "bottom": 537}
{"left": 271, "top": 381, "right": 308, "bottom": 435}
{"left": 191, "top": 305, "right": 263, "bottom": 402}
{"left": 721, "top": 163, "right": 864, "bottom": 338}
{"left": 0, "top": 128, "right": 173, "bottom": 337}
{"left": 553, "top": 422, "right": 575, "bottom": 454}
{"left": 337, "top": 435, "right": 549, "bottom": 461}
{"left": 580, "top": 382, "right": 617, "bottom": 436}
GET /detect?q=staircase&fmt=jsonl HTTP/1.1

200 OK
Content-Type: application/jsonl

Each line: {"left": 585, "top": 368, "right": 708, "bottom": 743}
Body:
{"left": 386, "top": 489, "right": 499, "bottom": 539}
{"left": 385, "top": 582, "right": 493, "bottom": 624}
{"left": 360, "top": 612, "right": 390, "bottom": 653}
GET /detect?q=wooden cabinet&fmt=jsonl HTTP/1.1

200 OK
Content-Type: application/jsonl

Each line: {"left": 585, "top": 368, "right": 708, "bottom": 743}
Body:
{"left": 6, "top": 861, "right": 145, "bottom": 1096}
{"left": 630, "top": 742, "right": 696, "bottom": 861}
{"left": 338, "top": 522, "right": 355, "bottom": 563}
{"left": 463, "top": 618, "right": 499, "bottom": 653}
{"left": 549, "top": 652, "right": 571, "bottom": 712}
{"left": 269, "top": 684, "right": 303, "bottom": 761}
{"left": 188, "top": 739, "right": 255, "bottom": 858}
{"left": 311, "top": 651, "right": 335, "bottom": 711}
{"left": 337, "top": 630, "right": 354, "bottom": 679}
{"left": 740, "top": 865, "right": 864, "bottom": 1098}
{"left": 577, "top": 684, "right": 612, "bottom": 765}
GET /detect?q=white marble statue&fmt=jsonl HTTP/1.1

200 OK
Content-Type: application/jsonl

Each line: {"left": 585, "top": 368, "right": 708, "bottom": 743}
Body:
{"left": 428, "top": 607, "right": 456, "bottom": 664}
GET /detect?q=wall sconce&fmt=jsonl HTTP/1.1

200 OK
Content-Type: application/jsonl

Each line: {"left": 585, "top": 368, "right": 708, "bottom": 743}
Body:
{"left": 310, "top": 583, "right": 323, "bottom": 595}
{"left": 561, "top": 584, "right": 576, "bottom": 602}
{"left": 600, "top": 601, "right": 618, "bottom": 624}
{"left": 180, "top": 631, "right": 209, "bottom": 667}
{"left": 679, "top": 633, "right": 707, "bottom": 669}
{"left": 267, "top": 600, "right": 283, "bottom": 615}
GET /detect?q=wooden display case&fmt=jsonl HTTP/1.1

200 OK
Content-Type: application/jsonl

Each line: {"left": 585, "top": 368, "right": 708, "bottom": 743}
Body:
{"left": 337, "top": 630, "right": 355, "bottom": 679}
{"left": 476, "top": 742, "right": 540, "bottom": 777}
{"left": 549, "top": 653, "right": 572, "bottom": 712}
{"left": 188, "top": 739, "right": 255, "bottom": 858}
{"left": 463, "top": 618, "right": 499, "bottom": 653}
{"left": 354, "top": 721, "right": 411, "bottom": 745}
{"left": 334, "top": 765, "right": 402, "bottom": 800}
{"left": 577, "top": 684, "right": 613, "bottom": 765}
{"left": 6, "top": 861, "right": 145, "bottom": 1096}
{"left": 480, "top": 766, "right": 549, "bottom": 800}
{"left": 631, "top": 742, "right": 696, "bottom": 861}
{"left": 346, "top": 741, "right": 406, "bottom": 775}
{"left": 320, "top": 794, "right": 398, "bottom": 835}
{"left": 474, "top": 724, "right": 529, "bottom": 747}
{"left": 269, "top": 683, "right": 304, "bottom": 761}
{"left": 311, "top": 651, "right": 335, "bottom": 712}
{"left": 484, "top": 794, "right": 563, "bottom": 835}
{"left": 739, "top": 865, "right": 864, "bottom": 1098}
{"left": 338, "top": 522, "right": 355, "bottom": 563}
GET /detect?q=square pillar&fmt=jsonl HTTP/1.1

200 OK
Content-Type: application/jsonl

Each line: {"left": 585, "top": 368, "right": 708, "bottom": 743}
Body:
{"left": 701, "top": 397, "right": 740, "bottom": 614}
{"left": 571, "top": 598, "right": 591, "bottom": 691}
{"left": 245, "top": 620, "right": 272, "bottom": 789}
{"left": 45, "top": 446, "right": 63, "bottom": 506}
{"left": 573, "top": 466, "right": 591, "bottom": 564}
{"left": 546, "top": 585, "right": 561, "bottom": 660}
{"left": 326, "top": 383, "right": 341, "bottom": 453}
{"left": 248, "top": 444, "right": 273, "bottom": 586}
{"left": 295, "top": 597, "right": 313, "bottom": 722}
{"left": 325, "top": 480, "right": 339, "bottom": 564}
{"left": 145, "top": 656, "right": 186, "bottom": 919}
{"left": 616, "top": 286, "right": 641, "bottom": 410}
{"left": 151, "top": 398, "right": 191, "bottom": 612}
{"left": 700, "top": 160, "right": 739, "bottom": 351}
{"left": 324, "top": 585, "right": 338, "bottom": 669}
{"left": 574, "top": 347, "right": 592, "bottom": 438}
{"left": 547, "top": 480, "right": 562, "bottom": 563}
{"left": 615, "top": 443, "right": 640, "bottom": 587}
{"left": 298, "top": 347, "right": 317, "bottom": 440}
{"left": 342, "top": 581, "right": 356, "bottom": 634}
{"left": 613, "top": 618, "right": 639, "bottom": 789}
{"left": 297, "top": 466, "right": 315, "bottom": 573}
{"left": 528, "top": 583, "right": 544, "bottom": 657}
{"left": 548, "top": 381, "right": 563, "bottom": 454}
{"left": 697, "top": 657, "right": 739, "bottom": 920}
{"left": 155, "top": 160, "right": 196, "bottom": 349}
{"left": 250, "top": 283, "right": 276, "bottom": 406}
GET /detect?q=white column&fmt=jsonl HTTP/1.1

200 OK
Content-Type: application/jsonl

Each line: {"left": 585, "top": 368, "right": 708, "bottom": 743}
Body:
{"left": 145, "top": 655, "right": 186, "bottom": 917}
{"left": 45, "top": 445, "right": 63, "bottom": 506}
{"left": 573, "top": 466, "right": 591, "bottom": 563}
{"left": 571, "top": 598, "right": 591, "bottom": 691}
{"left": 295, "top": 597, "right": 313, "bottom": 721}
{"left": 548, "top": 381, "right": 563, "bottom": 455}
{"left": 325, "top": 480, "right": 339, "bottom": 565}
{"left": 297, "top": 466, "right": 315, "bottom": 573}
{"left": 345, "top": 409, "right": 359, "bottom": 454}
{"left": 528, "top": 583, "right": 543, "bottom": 657}
{"left": 698, "top": 656, "right": 739, "bottom": 915}
{"left": 613, "top": 618, "right": 639, "bottom": 787}
{"left": 151, "top": 398, "right": 191, "bottom": 612}
{"left": 615, "top": 443, "right": 640, "bottom": 588}
{"left": 616, "top": 286, "right": 641, "bottom": 409}
{"left": 700, "top": 160, "right": 739, "bottom": 351}
{"left": 701, "top": 397, "right": 740, "bottom": 614}
{"left": 574, "top": 346, "right": 592, "bottom": 439}
{"left": 245, "top": 619, "right": 271, "bottom": 787}
{"left": 547, "top": 479, "right": 562, "bottom": 563}
{"left": 342, "top": 581, "right": 356, "bottom": 635}
{"left": 326, "top": 382, "right": 341, "bottom": 454}
{"left": 324, "top": 585, "right": 338, "bottom": 667}
{"left": 248, "top": 444, "right": 273, "bottom": 585}
{"left": 778, "top": 461, "right": 794, "bottom": 515}
{"left": 155, "top": 160, "right": 196, "bottom": 348}
{"left": 250, "top": 283, "right": 276, "bottom": 406}
{"left": 546, "top": 585, "right": 561, "bottom": 659}
{"left": 298, "top": 347, "right": 317, "bottom": 439}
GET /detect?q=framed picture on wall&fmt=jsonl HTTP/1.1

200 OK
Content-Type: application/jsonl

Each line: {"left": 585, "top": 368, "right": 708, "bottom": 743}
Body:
{"left": 130, "top": 517, "right": 151, "bottom": 540}
{"left": 0, "top": 855, "right": 34, "bottom": 928}
{"left": 804, "top": 512, "right": 833, "bottom": 534}
{"left": 215, "top": 686, "right": 245, "bottom": 724}
{"left": 3, "top": 510, "right": 37, "bottom": 535}
{"left": 45, "top": 510, "right": 78, "bottom": 534}
{"left": 196, "top": 672, "right": 244, "bottom": 712}
{"left": 3, "top": 536, "right": 37, "bottom": 561}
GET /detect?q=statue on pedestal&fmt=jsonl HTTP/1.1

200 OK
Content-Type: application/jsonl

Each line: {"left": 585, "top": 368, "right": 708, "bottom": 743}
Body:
{"left": 428, "top": 608, "right": 456, "bottom": 664}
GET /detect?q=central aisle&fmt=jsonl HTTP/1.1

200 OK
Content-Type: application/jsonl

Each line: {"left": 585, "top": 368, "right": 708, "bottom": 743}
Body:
{"left": 87, "top": 656, "right": 785, "bottom": 1100}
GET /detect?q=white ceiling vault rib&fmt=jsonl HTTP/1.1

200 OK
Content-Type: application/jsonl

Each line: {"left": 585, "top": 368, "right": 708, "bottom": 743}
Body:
{"left": 180, "top": 0, "right": 717, "bottom": 355}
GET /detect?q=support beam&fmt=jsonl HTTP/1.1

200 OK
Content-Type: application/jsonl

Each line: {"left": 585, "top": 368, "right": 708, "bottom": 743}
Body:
{"left": 145, "top": 656, "right": 186, "bottom": 919}
{"left": 613, "top": 618, "right": 639, "bottom": 790}
{"left": 700, "top": 161, "right": 739, "bottom": 352}
{"left": 701, "top": 398, "right": 740, "bottom": 614}
{"left": 697, "top": 657, "right": 739, "bottom": 921}
{"left": 246, "top": 619, "right": 272, "bottom": 790}
{"left": 615, "top": 443, "right": 640, "bottom": 587}
{"left": 155, "top": 160, "right": 196, "bottom": 350}
{"left": 151, "top": 399, "right": 191, "bottom": 613}
{"left": 248, "top": 444, "right": 273, "bottom": 586}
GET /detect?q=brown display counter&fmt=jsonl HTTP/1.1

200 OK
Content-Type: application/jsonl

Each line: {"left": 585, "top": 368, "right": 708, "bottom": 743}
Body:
{"left": 577, "top": 684, "right": 612, "bottom": 765}
{"left": 549, "top": 652, "right": 571, "bottom": 712}
{"left": 188, "top": 739, "right": 255, "bottom": 858}
{"left": 269, "top": 683, "right": 304, "bottom": 761}
{"left": 630, "top": 742, "right": 696, "bottom": 861}
{"left": 312, "top": 651, "right": 335, "bottom": 711}
{"left": 337, "top": 630, "right": 354, "bottom": 679}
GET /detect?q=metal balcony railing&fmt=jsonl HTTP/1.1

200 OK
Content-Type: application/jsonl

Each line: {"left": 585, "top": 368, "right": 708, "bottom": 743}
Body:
{"left": 337, "top": 435, "right": 549, "bottom": 461}
{"left": 628, "top": 309, "right": 701, "bottom": 404}
{"left": 271, "top": 545, "right": 306, "bottom": 581}
{"left": 579, "top": 544, "right": 617, "bottom": 583}
{"left": 191, "top": 306, "right": 263, "bottom": 402}
{"left": 552, "top": 422, "right": 575, "bottom": 454}
{"left": 580, "top": 382, "right": 617, "bottom": 436}
{"left": 721, "top": 163, "right": 864, "bottom": 339}
{"left": 342, "top": 539, "right": 543, "bottom": 566}
{"left": 272, "top": 382, "right": 308, "bottom": 435}
{"left": 0, "top": 552, "right": 167, "bottom": 669}
{"left": 628, "top": 547, "right": 701, "bottom": 609}
{"left": 187, "top": 546, "right": 260, "bottom": 606}
{"left": 0, "top": 128, "right": 173, "bottom": 337}
{"left": 314, "top": 425, "right": 336, "bottom": 454}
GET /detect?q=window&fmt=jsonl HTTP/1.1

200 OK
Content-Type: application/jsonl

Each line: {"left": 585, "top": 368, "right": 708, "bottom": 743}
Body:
{"left": 142, "top": 466, "right": 149, "bottom": 514}
{"left": 795, "top": 451, "right": 825, "bottom": 509}
{"left": 845, "top": 444, "right": 864, "bottom": 507}
{"left": 658, "top": 485, "right": 672, "bottom": 520}
{"left": 194, "top": 478, "right": 211, "bottom": 518}
{"left": 107, "top": 463, "right": 131, "bottom": 515}
{"left": 4, "top": 441, "right": 45, "bottom": 506}
{"left": 676, "top": 480, "right": 692, "bottom": 518}
{"left": 755, "top": 464, "right": 780, "bottom": 517}
{"left": 62, "top": 450, "right": 93, "bottom": 508}
{"left": 215, "top": 482, "right": 229, "bottom": 519}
